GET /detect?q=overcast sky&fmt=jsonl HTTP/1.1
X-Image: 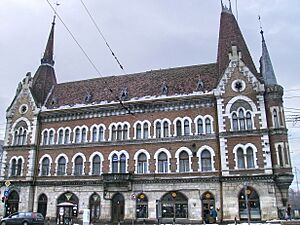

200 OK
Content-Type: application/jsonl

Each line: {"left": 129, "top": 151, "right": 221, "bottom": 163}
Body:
{"left": 1, "top": 0, "right": 300, "bottom": 188}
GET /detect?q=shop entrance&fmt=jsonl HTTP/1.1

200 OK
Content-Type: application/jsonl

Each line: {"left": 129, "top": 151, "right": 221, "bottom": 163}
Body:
{"left": 111, "top": 193, "right": 125, "bottom": 222}
{"left": 56, "top": 192, "right": 79, "bottom": 225}
{"left": 201, "top": 192, "right": 215, "bottom": 224}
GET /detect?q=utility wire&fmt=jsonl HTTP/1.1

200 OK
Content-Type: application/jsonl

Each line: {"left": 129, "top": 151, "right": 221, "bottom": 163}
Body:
{"left": 80, "top": 0, "right": 126, "bottom": 74}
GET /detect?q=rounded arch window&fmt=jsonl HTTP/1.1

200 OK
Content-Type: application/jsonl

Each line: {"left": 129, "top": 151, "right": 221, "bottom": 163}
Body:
{"left": 89, "top": 193, "right": 100, "bottom": 222}
{"left": 136, "top": 193, "right": 148, "bottom": 218}
{"left": 160, "top": 191, "right": 188, "bottom": 218}
{"left": 239, "top": 186, "right": 261, "bottom": 221}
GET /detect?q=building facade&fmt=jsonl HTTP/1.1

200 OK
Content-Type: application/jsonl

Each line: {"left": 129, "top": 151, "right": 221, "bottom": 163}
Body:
{"left": 1, "top": 3, "right": 293, "bottom": 224}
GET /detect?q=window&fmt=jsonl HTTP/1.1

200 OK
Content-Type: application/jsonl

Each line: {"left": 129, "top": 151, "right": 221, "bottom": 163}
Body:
{"left": 184, "top": 120, "right": 190, "bottom": 136}
{"left": 237, "top": 148, "right": 245, "bottom": 169}
{"left": 239, "top": 187, "right": 261, "bottom": 221}
{"left": 41, "top": 158, "right": 50, "bottom": 176}
{"left": 246, "top": 112, "right": 252, "bottom": 130}
{"left": 239, "top": 109, "right": 245, "bottom": 130}
{"left": 137, "top": 153, "right": 147, "bottom": 174}
{"left": 136, "top": 193, "right": 148, "bottom": 218}
{"left": 123, "top": 125, "right": 128, "bottom": 140}
{"left": 11, "top": 159, "right": 16, "bottom": 176}
{"left": 58, "top": 130, "right": 63, "bottom": 144}
{"left": 158, "top": 152, "right": 168, "bottom": 173}
{"left": 136, "top": 124, "right": 142, "bottom": 139}
{"left": 161, "top": 192, "right": 188, "bottom": 219}
{"left": 156, "top": 122, "right": 161, "bottom": 138}
{"left": 81, "top": 128, "right": 87, "bottom": 143}
{"left": 176, "top": 121, "right": 182, "bottom": 136}
{"left": 57, "top": 157, "right": 66, "bottom": 175}
{"left": 205, "top": 118, "right": 212, "bottom": 134}
{"left": 246, "top": 147, "right": 255, "bottom": 168}
{"left": 278, "top": 145, "right": 284, "bottom": 167}
{"left": 74, "top": 156, "right": 83, "bottom": 175}
{"left": 49, "top": 130, "right": 54, "bottom": 145}
{"left": 89, "top": 193, "right": 101, "bottom": 222}
{"left": 99, "top": 127, "right": 104, "bottom": 142}
{"left": 112, "top": 125, "right": 117, "bottom": 141}
{"left": 163, "top": 121, "right": 169, "bottom": 137}
{"left": 92, "top": 127, "right": 97, "bottom": 142}
{"left": 179, "top": 151, "right": 190, "bottom": 172}
{"left": 112, "top": 154, "right": 118, "bottom": 173}
{"left": 143, "top": 123, "right": 149, "bottom": 139}
{"left": 92, "top": 155, "right": 101, "bottom": 175}
{"left": 17, "top": 159, "right": 22, "bottom": 176}
{"left": 75, "top": 128, "right": 80, "bottom": 143}
{"left": 64, "top": 129, "right": 70, "bottom": 144}
{"left": 13, "top": 121, "right": 28, "bottom": 146}
{"left": 197, "top": 119, "right": 204, "bottom": 135}
{"left": 43, "top": 131, "right": 48, "bottom": 145}
{"left": 232, "top": 113, "right": 238, "bottom": 131}
{"left": 120, "top": 154, "right": 126, "bottom": 173}
{"left": 201, "top": 150, "right": 212, "bottom": 171}
{"left": 117, "top": 125, "right": 122, "bottom": 140}
{"left": 273, "top": 109, "right": 280, "bottom": 128}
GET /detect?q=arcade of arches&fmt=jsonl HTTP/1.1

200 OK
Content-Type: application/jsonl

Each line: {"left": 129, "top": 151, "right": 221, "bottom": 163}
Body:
{"left": 4, "top": 188, "right": 261, "bottom": 222}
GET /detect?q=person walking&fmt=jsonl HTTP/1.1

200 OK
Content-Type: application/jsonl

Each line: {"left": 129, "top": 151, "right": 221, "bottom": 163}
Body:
{"left": 210, "top": 206, "right": 217, "bottom": 223}
{"left": 287, "top": 204, "right": 292, "bottom": 220}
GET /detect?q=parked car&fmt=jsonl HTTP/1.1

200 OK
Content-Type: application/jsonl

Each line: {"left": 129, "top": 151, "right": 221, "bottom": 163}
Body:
{"left": 0, "top": 212, "right": 44, "bottom": 225}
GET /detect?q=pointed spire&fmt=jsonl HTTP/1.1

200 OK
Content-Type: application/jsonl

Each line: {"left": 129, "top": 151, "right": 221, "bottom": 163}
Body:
{"left": 260, "top": 29, "right": 277, "bottom": 85}
{"left": 41, "top": 15, "right": 56, "bottom": 66}
{"left": 217, "top": 5, "right": 259, "bottom": 80}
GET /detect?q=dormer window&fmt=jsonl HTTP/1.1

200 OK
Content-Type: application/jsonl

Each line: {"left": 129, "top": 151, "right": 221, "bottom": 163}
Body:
{"left": 84, "top": 93, "right": 93, "bottom": 103}
{"left": 196, "top": 79, "right": 204, "bottom": 91}
{"left": 161, "top": 82, "right": 168, "bottom": 95}
{"left": 120, "top": 88, "right": 128, "bottom": 100}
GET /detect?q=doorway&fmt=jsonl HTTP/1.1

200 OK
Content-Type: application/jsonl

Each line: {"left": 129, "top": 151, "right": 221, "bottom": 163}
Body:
{"left": 201, "top": 192, "right": 215, "bottom": 224}
{"left": 111, "top": 193, "right": 125, "bottom": 222}
{"left": 6, "top": 190, "right": 19, "bottom": 217}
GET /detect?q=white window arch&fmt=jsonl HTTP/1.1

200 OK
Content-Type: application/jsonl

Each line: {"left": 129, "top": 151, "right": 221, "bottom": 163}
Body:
{"left": 203, "top": 115, "right": 214, "bottom": 134}
{"left": 175, "top": 147, "right": 193, "bottom": 173}
{"left": 134, "top": 149, "right": 151, "bottom": 174}
{"left": 11, "top": 117, "right": 31, "bottom": 146}
{"left": 154, "top": 148, "right": 171, "bottom": 173}
{"left": 41, "top": 129, "right": 49, "bottom": 145}
{"left": 108, "top": 150, "right": 130, "bottom": 173}
{"left": 89, "top": 152, "right": 104, "bottom": 175}
{"left": 39, "top": 154, "right": 53, "bottom": 176}
{"left": 71, "top": 153, "right": 87, "bottom": 175}
{"left": 9, "top": 156, "right": 24, "bottom": 177}
{"left": 55, "top": 154, "right": 69, "bottom": 176}
{"left": 233, "top": 144, "right": 258, "bottom": 169}
{"left": 109, "top": 122, "right": 131, "bottom": 141}
{"left": 271, "top": 107, "right": 281, "bottom": 128}
{"left": 194, "top": 115, "right": 204, "bottom": 135}
{"left": 197, "top": 146, "right": 215, "bottom": 172}
{"left": 90, "top": 124, "right": 106, "bottom": 142}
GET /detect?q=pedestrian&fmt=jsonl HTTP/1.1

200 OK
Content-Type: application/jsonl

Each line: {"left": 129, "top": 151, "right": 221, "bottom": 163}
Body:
{"left": 286, "top": 204, "right": 292, "bottom": 220}
{"left": 210, "top": 206, "right": 217, "bottom": 223}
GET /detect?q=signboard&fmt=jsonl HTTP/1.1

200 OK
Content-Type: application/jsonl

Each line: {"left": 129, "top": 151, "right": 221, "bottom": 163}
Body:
{"left": 5, "top": 181, "right": 11, "bottom": 187}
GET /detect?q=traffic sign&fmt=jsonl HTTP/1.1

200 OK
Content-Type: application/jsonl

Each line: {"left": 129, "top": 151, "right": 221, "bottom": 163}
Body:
{"left": 5, "top": 181, "right": 11, "bottom": 187}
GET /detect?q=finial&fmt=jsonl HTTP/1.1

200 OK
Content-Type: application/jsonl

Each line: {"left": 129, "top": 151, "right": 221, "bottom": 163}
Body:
{"left": 221, "top": 0, "right": 225, "bottom": 9}
{"left": 229, "top": 0, "right": 232, "bottom": 12}
{"left": 258, "top": 15, "right": 265, "bottom": 41}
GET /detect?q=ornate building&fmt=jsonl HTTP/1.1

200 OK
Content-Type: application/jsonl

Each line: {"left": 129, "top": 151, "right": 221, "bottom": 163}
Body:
{"left": 1, "top": 3, "right": 293, "bottom": 224}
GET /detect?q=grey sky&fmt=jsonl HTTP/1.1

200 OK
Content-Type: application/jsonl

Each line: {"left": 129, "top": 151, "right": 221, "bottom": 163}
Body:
{"left": 1, "top": 0, "right": 300, "bottom": 187}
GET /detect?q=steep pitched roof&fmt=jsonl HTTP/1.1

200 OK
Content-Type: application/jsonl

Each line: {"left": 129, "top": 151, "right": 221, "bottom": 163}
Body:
{"left": 31, "top": 17, "right": 57, "bottom": 106}
{"left": 260, "top": 30, "right": 277, "bottom": 85}
{"left": 217, "top": 9, "right": 260, "bottom": 81}
{"left": 45, "top": 63, "right": 217, "bottom": 109}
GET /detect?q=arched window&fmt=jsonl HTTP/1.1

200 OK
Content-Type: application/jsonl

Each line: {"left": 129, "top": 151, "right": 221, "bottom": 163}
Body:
{"left": 57, "top": 157, "right": 66, "bottom": 175}
{"left": 92, "top": 155, "right": 101, "bottom": 175}
{"left": 119, "top": 154, "right": 126, "bottom": 173}
{"left": 136, "top": 193, "right": 148, "bottom": 218}
{"left": 58, "top": 130, "right": 64, "bottom": 144}
{"left": 201, "top": 150, "right": 212, "bottom": 171}
{"left": 13, "top": 121, "right": 28, "bottom": 146}
{"left": 75, "top": 128, "right": 80, "bottom": 143}
{"left": 112, "top": 125, "right": 117, "bottom": 141}
{"left": 246, "top": 112, "right": 252, "bottom": 130}
{"left": 41, "top": 158, "right": 50, "bottom": 176}
{"left": 273, "top": 109, "right": 280, "bottom": 128}
{"left": 239, "top": 187, "right": 261, "bottom": 221}
{"left": 112, "top": 154, "right": 118, "bottom": 173}
{"left": 143, "top": 123, "right": 149, "bottom": 139}
{"left": 176, "top": 121, "right": 182, "bottom": 136}
{"left": 232, "top": 113, "right": 238, "bottom": 131}
{"left": 64, "top": 129, "right": 70, "bottom": 144}
{"left": 21, "top": 129, "right": 26, "bottom": 145}
{"left": 43, "top": 131, "right": 48, "bottom": 145}
{"left": 123, "top": 125, "right": 128, "bottom": 140}
{"left": 37, "top": 194, "right": 48, "bottom": 218}
{"left": 14, "top": 131, "right": 19, "bottom": 145}
{"left": 239, "top": 109, "right": 245, "bottom": 130}
{"left": 161, "top": 192, "right": 188, "bottom": 218}
{"left": 237, "top": 148, "right": 245, "bottom": 169}
{"left": 246, "top": 147, "right": 255, "bottom": 168}
{"left": 92, "top": 127, "right": 97, "bottom": 142}
{"left": 16, "top": 159, "right": 22, "bottom": 176}
{"left": 278, "top": 145, "right": 284, "bottom": 167}
{"left": 136, "top": 124, "right": 142, "bottom": 139}
{"left": 137, "top": 153, "right": 147, "bottom": 174}
{"left": 74, "top": 156, "right": 83, "bottom": 175}
{"left": 158, "top": 152, "right": 168, "bottom": 173}
{"left": 89, "top": 193, "right": 101, "bottom": 223}
{"left": 163, "top": 121, "right": 169, "bottom": 137}
{"left": 49, "top": 130, "right": 54, "bottom": 145}
{"left": 184, "top": 120, "right": 190, "bottom": 136}
{"left": 197, "top": 118, "right": 204, "bottom": 135}
{"left": 117, "top": 125, "right": 122, "bottom": 140}
{"left": 179, "top": 151, "right": 189, "bottom": 172}
{"left": 156, "top": 122, "right": 161, "bottom": 138}
{"left": 11, "top": 159, "right": 16, "bottom": 176}
{"left": 81, "top": 128, "right": 87, "bottom": 143}
{"left": 99, "top": 127, "right": 104, "bottom": 142}
{"left": 205, "top": 118, "right": 212, "bottom": 134}
{"left": 6, "top": 191, "right": 19, "bottom": 217}
{"left": 202, "top": 192, "right": 215, "bottom": 224}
